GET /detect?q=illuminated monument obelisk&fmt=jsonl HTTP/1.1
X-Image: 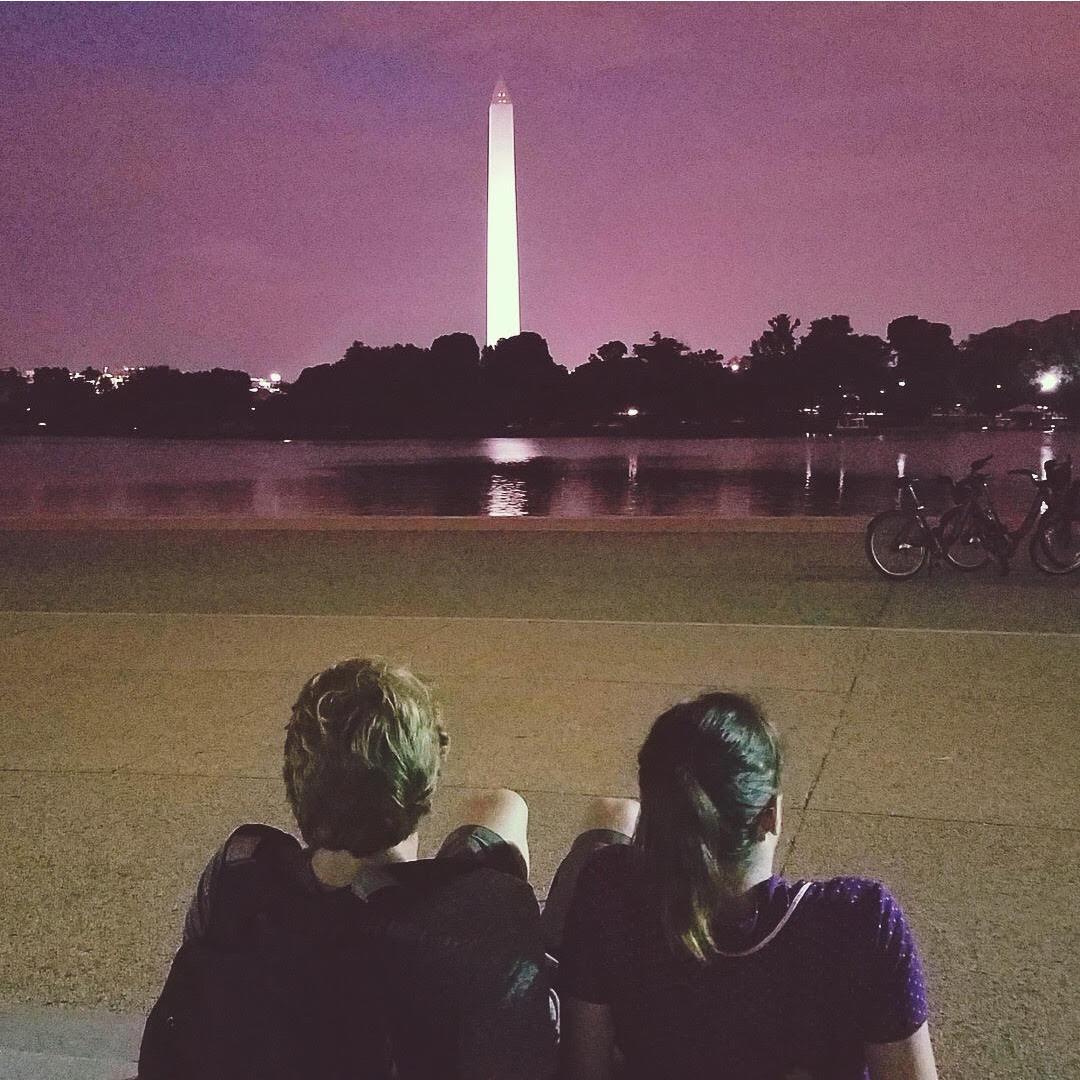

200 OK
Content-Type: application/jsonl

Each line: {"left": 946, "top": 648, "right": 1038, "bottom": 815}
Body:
{"left": 486, "top": 78, "right": 520, "bottom": 346}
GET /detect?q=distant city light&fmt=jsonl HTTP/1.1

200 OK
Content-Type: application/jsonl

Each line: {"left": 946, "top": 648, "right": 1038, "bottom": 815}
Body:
{"left": 270, "top": 373, "right": 281, "bottom": 383}
{"left": 995, "top": 383, "right": 1003, "bottom": 390}
{"left": 37, "top": 421, "right": 46, "bottom": 427}
{"left": 729, "top": 362, "right": 741, "bottom": 373}
{"left": 1037, "top": 369, "right": 1062, "bottom": 393}
{"left": 898, "top": 380, "right": 906, "bottom": 388}
{"left": 625, "top": 407, "right": 640, "bottom": 417}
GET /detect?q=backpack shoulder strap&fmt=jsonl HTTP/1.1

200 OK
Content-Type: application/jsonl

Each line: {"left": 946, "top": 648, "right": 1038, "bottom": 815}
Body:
{"left": 203, "top": 825, "right": 302, "bottom": 948}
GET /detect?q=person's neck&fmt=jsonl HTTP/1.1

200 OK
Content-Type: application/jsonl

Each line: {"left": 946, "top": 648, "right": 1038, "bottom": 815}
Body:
{"left": 310, "top": 833, "right": 418, "bottom": 888}
{"left": 738, "top": 847, "right": 776, "bottom": 892}
{"left": 715, "top": 847, "right": 777, "bottom": 919}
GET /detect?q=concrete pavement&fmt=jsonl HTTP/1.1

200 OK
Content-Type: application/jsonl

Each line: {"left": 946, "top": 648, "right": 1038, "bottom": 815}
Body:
{"left": 0, "top": 520, "right": 1077, "bottom": 1078}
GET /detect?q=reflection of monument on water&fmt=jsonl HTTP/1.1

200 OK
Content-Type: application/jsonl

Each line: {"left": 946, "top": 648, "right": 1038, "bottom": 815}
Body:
{"left": 484, "top": 437, "right": 532, "bottom": 516}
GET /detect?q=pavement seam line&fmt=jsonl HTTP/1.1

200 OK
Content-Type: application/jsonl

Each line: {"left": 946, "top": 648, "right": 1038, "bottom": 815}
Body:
{"left": 4, "top": 774, "right": 1068, "bottom": 835}
{"left": 780, "top": 587, "right": 894, "bottom": 874}
{"left": 796, "top": 805, "right": 1080, "bottom": 832}
{"left": 2, "top": 610, "right": 1078, "bottom": 638}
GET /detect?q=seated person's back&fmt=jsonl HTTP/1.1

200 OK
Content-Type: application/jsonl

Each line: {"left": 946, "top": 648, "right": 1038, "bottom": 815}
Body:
{"left": 142, "top": 658, "right": 555, "bottom": 1080}
{"left": 557, "top": 692, "right": 938, "bottom": 1080}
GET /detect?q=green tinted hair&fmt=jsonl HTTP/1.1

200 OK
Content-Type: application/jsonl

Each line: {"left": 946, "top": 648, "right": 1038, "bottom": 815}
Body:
{"left": 634, "top": 692, "right": 782, "bottom": 963}
{"left": 283, "top": 658, "right": 449, "bottom": 856}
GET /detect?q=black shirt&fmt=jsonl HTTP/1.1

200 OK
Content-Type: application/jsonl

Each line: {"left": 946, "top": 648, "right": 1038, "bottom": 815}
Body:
{"left": 183, "top": 824, "right": 557, "bottom": 1080}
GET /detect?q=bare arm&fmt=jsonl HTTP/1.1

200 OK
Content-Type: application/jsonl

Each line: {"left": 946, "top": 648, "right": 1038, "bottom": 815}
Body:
{"left": 560, "top": 996, "right": 615, "bottom": 1080}
{"left": 865, "top": 1022, "right": 939, "bottom": 1080}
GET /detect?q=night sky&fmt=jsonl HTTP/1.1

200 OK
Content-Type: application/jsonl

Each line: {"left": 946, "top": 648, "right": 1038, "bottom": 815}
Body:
{"left": 3, "top": 2, "right": 1078, "bottom": 378}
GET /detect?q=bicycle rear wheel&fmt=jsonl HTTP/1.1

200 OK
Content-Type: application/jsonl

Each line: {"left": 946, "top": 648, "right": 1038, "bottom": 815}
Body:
{"left": 865, "top": 510, "right": 928, "bottom": 579}
{"left": 1032, "top": 516, "right": 1080, "bottom": 574}
{"left": 939, "top": 506, "right": 991, "bottom": 571}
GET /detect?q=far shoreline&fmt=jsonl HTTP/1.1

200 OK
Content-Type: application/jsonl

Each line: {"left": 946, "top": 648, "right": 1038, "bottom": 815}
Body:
{"left": 1, "top": 421, "right": 1072, "bottom": 442}
{"left": 0, "top": 514, "right": 867, "bottom": 533}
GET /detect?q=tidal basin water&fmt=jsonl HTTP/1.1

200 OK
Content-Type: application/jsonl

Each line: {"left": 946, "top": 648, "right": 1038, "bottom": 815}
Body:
{"left": 2, "top": 432, "right": 1076, "bottom": 519}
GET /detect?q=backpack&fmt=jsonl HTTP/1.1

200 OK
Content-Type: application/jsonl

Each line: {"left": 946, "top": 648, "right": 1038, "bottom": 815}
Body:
{"left": 138, "top": 825, "right": 394, "bottom": 1080}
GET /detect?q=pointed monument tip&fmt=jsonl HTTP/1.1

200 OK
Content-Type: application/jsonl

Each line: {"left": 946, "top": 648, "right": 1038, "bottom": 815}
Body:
{"left": 491, "top": 78, "right": 511, "bottom": 105}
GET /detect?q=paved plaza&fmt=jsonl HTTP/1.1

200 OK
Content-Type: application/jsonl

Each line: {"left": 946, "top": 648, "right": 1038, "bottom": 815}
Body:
{"left": 0, "top": 520, "right": 1077, "bottom": 1079}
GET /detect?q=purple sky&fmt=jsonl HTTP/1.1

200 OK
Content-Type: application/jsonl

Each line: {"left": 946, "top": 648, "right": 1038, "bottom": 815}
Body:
{"left": 2, "top": 3, "right": 1078, "bottom": 378}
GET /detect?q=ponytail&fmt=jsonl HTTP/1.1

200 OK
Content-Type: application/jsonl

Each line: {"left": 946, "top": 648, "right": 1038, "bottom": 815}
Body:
{"left": 634, "top": 693, "right": 781, "bottom": 963}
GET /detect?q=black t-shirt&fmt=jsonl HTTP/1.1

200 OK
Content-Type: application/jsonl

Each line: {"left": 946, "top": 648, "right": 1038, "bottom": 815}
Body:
{"left": 183, "top": 824, "right": 557, "bottom": 1080}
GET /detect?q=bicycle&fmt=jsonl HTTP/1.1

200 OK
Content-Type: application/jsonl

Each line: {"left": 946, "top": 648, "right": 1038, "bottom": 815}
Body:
{"left": 940, "top": 454, "right": 1080, "bottom": 575}
{"left": 865, "top": 454, "right": 1080, "bottom": 578}
{"left": 864, "top": 455, "right": 992, "bottom": 579}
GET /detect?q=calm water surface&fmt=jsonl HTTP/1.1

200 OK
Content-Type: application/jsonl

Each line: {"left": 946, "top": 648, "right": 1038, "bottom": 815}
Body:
{"left": 2, "top": 432, "right": 1075, "bottom": 519}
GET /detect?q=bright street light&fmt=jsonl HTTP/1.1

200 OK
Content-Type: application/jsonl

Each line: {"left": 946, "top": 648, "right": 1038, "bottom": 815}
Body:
{"left": 1037, "top": 369, "right": 1062, "bottom": 393}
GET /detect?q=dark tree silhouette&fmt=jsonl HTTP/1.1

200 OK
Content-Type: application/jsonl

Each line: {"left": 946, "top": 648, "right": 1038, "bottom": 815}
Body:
{"left": 0, "top": 368, "right": 30, "bottom": 430}
{"left": 429, "top": 333, "right": 483, "bottom": 432}
{"left": 30, "top": 367, "right": 98, "bottom": 433}
{"left": 744, "top": 315, "right": 802, "bottom": 422}
{"left": 632, "top": 332, "right": 691, "bottom": 365}
{"left": 957, "top": 310, "right": 1080, "bottom": 416}
{"left": 8, "top": 308, "right": 1079, "bottom": 439}
{"left": 479, "top": 332, "right": 568, "bottom": 429}
{"left": 595, "top": 340, "right": 628, "bottom": 365}
{"left": 108, "top": 366, "right": 251, "bottom": 436}
{"left": 567, "top": 346, "right": 649, "bottom": 427}
{"left": 886, "top": 316, "right": 959, "bottom": 421}
{"left": 794, "top": 316, "right": 891, "bottom": 425}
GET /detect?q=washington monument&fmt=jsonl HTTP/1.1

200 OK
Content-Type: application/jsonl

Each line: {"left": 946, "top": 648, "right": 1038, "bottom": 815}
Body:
{"left": 486, "top": 78, "right": 520, "bottom": 346}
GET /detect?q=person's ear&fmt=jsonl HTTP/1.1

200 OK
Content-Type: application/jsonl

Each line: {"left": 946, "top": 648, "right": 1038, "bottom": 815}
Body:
{"left": 755, "top": 795, "right": 781, "bottom": 840}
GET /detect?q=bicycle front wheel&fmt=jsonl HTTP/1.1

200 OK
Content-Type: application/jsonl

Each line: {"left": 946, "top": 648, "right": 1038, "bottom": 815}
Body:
{"left": 865, "top": 510, "right": 929, "bottom": 579}
{"left": 1032, "top": 516, "right": 1080, "bottom": 574}
{"left": 940, "top": 506, "right": 991, "bottom": 571}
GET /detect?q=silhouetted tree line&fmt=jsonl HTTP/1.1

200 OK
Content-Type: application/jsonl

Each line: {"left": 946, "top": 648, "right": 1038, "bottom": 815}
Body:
{"left": 2, "top": 310, "right": 1078, "bottom": 438}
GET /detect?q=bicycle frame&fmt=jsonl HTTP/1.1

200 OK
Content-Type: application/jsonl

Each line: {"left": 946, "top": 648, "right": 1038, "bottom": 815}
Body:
{"left": 977, "top": 471, "right": 1069, "bottom": 558}
{"left": 894, "top": 479, "right": 949, "bottom": 564}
